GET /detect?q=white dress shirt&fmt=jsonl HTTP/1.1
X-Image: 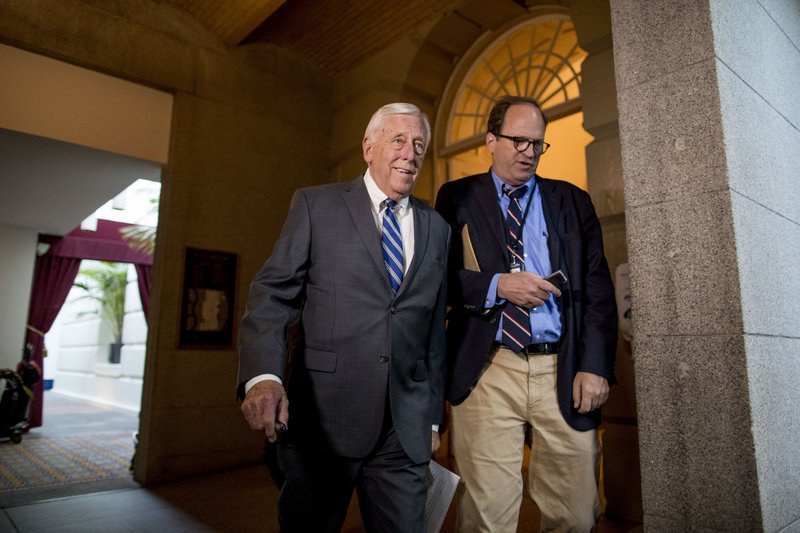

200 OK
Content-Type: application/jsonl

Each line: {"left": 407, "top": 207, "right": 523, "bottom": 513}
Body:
{"left": 363, "top": 169, "right": 415, "bottom": 274}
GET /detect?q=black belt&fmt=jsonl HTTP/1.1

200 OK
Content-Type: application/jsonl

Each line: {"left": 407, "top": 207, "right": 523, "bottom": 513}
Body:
{"left": 496, "top": 341, "right": 560, "bottom": 356}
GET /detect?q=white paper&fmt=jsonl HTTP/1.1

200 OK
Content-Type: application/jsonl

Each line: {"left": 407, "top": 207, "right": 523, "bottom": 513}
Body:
{"left": 425, "top": 460, "right": 460, "bottom": 533}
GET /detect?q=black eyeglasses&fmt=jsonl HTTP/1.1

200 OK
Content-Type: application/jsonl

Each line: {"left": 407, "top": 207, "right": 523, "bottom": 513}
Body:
{"left": 493, "top": 133, "right": 550, "bottom": 155}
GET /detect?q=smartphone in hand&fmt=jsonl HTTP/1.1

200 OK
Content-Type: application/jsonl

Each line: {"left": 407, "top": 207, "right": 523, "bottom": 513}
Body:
{"left": 543, "top": 270, "right": 567, "bottom": 287}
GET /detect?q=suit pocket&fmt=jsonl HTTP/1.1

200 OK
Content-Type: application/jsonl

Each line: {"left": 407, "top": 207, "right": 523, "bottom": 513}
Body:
{"left": 412, "top": 359, "right": 428, "bottom": 382}
{"left": 301, "top": 347, "right": 337, "bottom": 373}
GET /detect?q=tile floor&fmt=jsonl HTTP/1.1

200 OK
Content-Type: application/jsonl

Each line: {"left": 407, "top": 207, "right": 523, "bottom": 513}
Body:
{"left": 0, "top": 392, "right": 640, "bottom": 532}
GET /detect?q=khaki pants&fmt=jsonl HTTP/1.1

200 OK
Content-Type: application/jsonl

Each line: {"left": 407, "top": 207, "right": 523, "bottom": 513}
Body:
{"left": 451, "top": 348, "right": 600, "bottom": 533}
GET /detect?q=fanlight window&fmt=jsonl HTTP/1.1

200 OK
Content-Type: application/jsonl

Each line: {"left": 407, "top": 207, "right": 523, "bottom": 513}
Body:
{"left": 446, "top": 16, "right": 586, "bottom": 152}
{"left": 437, "top": 15, "right": 591, "bottom": 190}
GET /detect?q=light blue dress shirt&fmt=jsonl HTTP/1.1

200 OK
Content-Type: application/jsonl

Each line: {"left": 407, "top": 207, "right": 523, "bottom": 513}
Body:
{"left": 485, "top": 171, "right": 561, "bottom": 344}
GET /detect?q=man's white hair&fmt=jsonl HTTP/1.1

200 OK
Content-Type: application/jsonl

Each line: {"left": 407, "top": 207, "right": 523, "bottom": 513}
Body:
{"left": 363, "top": 102, "right": 431, "bottom": 149}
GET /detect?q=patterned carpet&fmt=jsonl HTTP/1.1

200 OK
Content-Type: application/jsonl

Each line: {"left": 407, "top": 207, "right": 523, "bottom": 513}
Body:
{"left": 0, "top": 430, "right": 139, "bottom": 507}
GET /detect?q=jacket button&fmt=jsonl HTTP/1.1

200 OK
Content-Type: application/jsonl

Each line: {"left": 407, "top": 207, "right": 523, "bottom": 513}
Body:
{"left": 379, "top": 356, "right": 389, "bottom": 363}
{"left": 390, "top": 306, "right": 398, "bottom": 314}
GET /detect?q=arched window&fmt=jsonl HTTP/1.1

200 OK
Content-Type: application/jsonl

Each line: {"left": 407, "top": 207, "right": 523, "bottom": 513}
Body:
{"left": 437, "top": 15, "right": 592, "bottom": 190}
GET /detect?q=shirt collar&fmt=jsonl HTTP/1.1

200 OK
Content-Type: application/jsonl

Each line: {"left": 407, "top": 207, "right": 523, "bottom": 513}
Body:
{"left": 364, "top": 170, "right": 411, "bottom": 213}
{"left": 490, "top": 168, "right": 536, "bottom": 200}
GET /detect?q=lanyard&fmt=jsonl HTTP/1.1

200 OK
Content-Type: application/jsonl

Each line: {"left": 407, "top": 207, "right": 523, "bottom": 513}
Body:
{"left": 503, "top": 181, "right": 535, "bottom": 263}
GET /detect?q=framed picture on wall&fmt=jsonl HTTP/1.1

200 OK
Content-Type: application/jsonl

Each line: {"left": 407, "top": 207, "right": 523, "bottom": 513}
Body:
{"left": 179, "top": 247, "right": 238, "bottom": 348}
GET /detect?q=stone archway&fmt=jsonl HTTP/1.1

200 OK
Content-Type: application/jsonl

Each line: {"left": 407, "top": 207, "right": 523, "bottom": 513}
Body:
{"left": 400, "top": 0, "right": 642, "bottom": 524}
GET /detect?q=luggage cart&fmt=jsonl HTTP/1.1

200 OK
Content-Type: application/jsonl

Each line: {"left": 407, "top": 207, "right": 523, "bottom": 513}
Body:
{"left": 0, "top": 344, "right": 41, "bottom": 444}
{"left": 0, "top": 369, "right": 31, "bottom": 443}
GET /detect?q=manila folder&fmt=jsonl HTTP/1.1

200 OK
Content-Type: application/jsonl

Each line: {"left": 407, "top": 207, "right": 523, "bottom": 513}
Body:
{"left": 462, "top": 224, "right": 480, "bottom": 272}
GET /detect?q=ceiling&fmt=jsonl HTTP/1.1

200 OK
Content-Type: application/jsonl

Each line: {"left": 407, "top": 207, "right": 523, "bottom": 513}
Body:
{"left": 2, "top": 0, "right": 536, "bottom": 237}
{"left": 0, "top": 128, "right": 162, "bottom": 236}
{"left": 2, "top": 0, "right": 468, "bottom": 238}
{"left": 164, "top": 0, "right": 288, "bottom": 47}
{"left": 165, "top": 0, "right": 465, "bottom": 76}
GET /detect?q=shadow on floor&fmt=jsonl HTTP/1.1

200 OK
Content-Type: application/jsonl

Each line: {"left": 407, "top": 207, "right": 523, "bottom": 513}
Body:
{"left": 0, "top": 393, "right": 640, "bottom": 532}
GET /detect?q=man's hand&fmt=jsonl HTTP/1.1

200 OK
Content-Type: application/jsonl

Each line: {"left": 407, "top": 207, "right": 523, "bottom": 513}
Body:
{"left": 241, "top": 380, "right": 289, "bottom": 443}
{"left": 497, "top": 271, "right": 561, "bottom": 309}
{"left": 431, "top": 431, "right": 441, "bottom": 456}
{"left": 572, "top": 372, "right": 609, "bottom": 414}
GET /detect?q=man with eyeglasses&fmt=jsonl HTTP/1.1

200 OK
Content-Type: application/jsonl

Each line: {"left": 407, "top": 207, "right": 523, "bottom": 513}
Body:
{"left": 435, "top": 95, "right": 617, "bottom": 532}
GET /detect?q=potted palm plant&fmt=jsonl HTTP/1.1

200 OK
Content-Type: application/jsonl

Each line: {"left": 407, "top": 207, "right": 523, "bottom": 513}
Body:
{"left": 119, "top": 197, "right": 157, "bottom": 256}
{"left": 73, "top": 261, "right": 128, "bottom": 364}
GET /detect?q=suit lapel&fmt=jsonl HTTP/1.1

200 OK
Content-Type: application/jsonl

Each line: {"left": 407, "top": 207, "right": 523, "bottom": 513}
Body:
{"left": 538, "top": 177, "right": 562, "bottom": 271}
{"left": 342, "top": 176, "right": 390, "bottom": 290}
{"left": 400, "top": 197, "right": 429, "bottom": 295}
{"left": 474, "top": 173, "right": 508, "bottom": 265}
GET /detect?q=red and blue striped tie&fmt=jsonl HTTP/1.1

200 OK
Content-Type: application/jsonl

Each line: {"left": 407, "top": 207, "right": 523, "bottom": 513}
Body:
{"left": 501, "top": 186, "right": 531, "bottom": 351}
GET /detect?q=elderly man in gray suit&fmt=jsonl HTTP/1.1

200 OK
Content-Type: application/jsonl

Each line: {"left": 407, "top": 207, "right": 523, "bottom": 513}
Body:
{"left": 238, "top": 102, "right": 450, "bottom": 533}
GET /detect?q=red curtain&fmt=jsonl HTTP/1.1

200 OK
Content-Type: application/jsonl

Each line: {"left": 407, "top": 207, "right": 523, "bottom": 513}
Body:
{"left": 25, "top": 220, "right": 155, "bottom": 427}
{"left": 24, "top": 254, "right": 82, "bottom": 427}
{"left": 135, "top": 264, "right": 153, "bottom": 321}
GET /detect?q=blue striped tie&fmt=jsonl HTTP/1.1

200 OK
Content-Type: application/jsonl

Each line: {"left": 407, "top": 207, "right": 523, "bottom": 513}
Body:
{"left": 382, "top": 199, "right": 404, "bottom": 295}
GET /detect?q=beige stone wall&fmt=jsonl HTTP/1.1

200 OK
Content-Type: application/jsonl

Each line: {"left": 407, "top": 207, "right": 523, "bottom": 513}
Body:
{"left": 713, "top": 1, "right": 800, "bottom": 529}
{"left": 568, "top": 0, "right": 641, "bottom": 522}
{"left": 0, "top": 0, "right": 333, "bottom": 484}
{"left": 612, "top": 0, "right": 800, "bottom": 529}
{"left": 330, "top": 18, "right": 442, "bottom": 204}
{"left": 612, "top": 0, "right": 751, "bottom": 527}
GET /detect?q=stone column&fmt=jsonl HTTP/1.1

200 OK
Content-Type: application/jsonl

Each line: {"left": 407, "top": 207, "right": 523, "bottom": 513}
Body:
{"left": 569, "top": 0, "right": 642, "bottom": 524}
{"left": 611, "top": 0, "right": 800, "bottom": 530}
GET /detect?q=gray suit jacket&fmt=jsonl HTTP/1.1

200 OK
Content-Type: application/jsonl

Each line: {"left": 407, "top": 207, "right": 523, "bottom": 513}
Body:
{"left": 238, "top": 176, "right": 450, "bottom": 464}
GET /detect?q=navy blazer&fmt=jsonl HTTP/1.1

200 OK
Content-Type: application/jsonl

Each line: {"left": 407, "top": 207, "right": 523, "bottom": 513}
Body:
{"left": 435, "top": 172, "right": 617, "bottom": 431}
{"left": 239, "top": 176, "right": 450, "bottom": 463}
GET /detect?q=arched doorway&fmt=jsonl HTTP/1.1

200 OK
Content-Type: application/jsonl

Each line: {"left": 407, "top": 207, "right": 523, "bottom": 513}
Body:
{"left": 428, "top": 6, "right": 641, "bottom": 526}
{"left": 26, "top": 218, "right": 155, "bottom": 426}
{"left": 434, "top": 14, "right": 592, "bottom": 190}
